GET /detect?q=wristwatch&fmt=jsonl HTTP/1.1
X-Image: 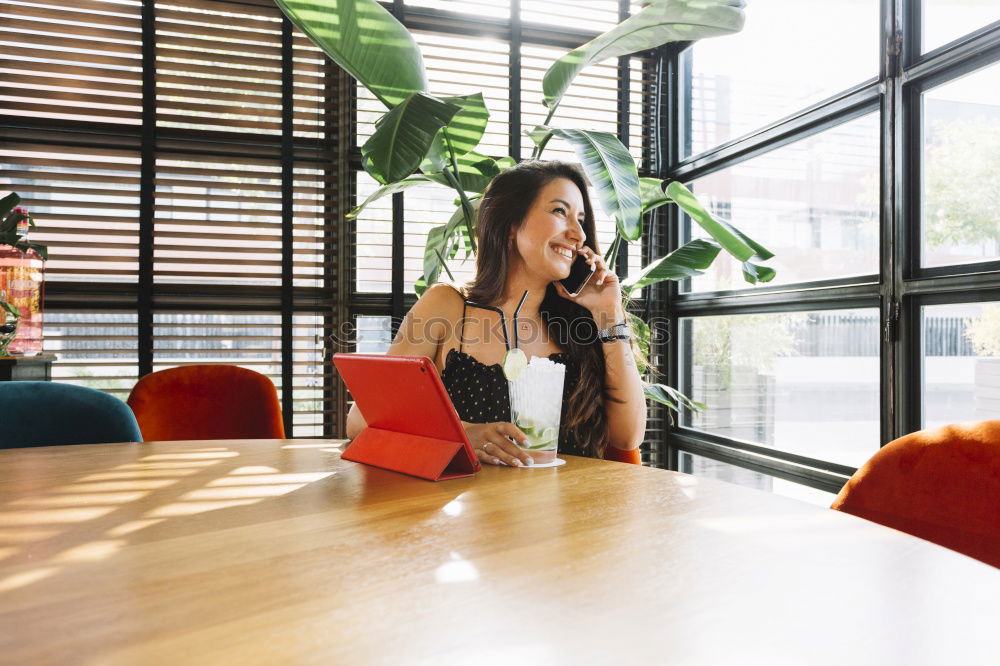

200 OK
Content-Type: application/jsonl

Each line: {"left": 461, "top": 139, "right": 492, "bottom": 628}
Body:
{"left": 597, "top": 321, "right": 630, "bottom": 343}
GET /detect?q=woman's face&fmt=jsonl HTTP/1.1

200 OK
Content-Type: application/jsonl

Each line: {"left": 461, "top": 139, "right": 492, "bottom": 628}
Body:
{"left": 509, "top": 177, "right": 588, "bottom": 282}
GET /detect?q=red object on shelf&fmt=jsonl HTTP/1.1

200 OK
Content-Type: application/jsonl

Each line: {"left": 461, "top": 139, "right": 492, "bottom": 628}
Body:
{"left": 0, "top": 241, "right": 44, "bottom": 356}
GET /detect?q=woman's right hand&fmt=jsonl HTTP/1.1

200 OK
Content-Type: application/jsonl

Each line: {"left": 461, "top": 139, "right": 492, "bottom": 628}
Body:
{"left": 463, "top": 421, "right": 534, "bottom": 467}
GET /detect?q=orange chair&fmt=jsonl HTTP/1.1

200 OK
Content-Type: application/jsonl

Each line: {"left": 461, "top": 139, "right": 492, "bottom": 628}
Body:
{"left": 832, "top": 420, "right": 1000, "bottom": 568}
{"left": 605, "top": 444, "right": 642, "bottom": 465}
{"left": 127, "top": 365, "right": 285, "bottom": 441}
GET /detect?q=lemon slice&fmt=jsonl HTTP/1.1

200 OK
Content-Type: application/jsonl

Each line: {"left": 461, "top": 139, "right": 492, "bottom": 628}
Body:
{"left": 502, "top": 348, "right": 527, "bottom": 381}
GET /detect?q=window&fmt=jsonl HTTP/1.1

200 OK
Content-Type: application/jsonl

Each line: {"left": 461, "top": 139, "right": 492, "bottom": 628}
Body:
{"left": 1, "top": 0, "right": 340, "bottom": 436}
{"left": 670, "top": 3, "right": 1000, "bottom": 496}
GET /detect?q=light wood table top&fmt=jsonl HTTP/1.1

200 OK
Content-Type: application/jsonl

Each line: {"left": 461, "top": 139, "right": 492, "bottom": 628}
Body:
{"left": 1, "top": 439, "right": 997, "bottom": 665}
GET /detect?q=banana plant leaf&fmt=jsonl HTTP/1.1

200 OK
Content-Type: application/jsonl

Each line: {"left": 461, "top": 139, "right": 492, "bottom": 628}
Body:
{"left": 543, "top": 0, "right": 746, "bottom": 113}
{"left": 644, "top": 382, "right": 706, "bottom": 416}
{"left": 417, "top": 199, "right": 481, "bottom": 294}
{"left": 424, "top": 152, "right": 499, "bottom": 193}
{"left": 741, "top": 261, "right": 777, "bottom": 284}
{"left": 626, "top": 312, "right": 651, "bottom": 374}
{"left": 497, "top": 156, "right": 517, "bottom": 171}
{"left": 621, "top": 238, "right": 721, "bottom": 295}
{"left": 639, "top": 177, "right": 671, "bottom": 215}
{"left": 361, "top": 92, "right": 460, "bottom": 185}
{"left": 422, "top": 93, "right": 489, "bottom": 171}
{"left": 666, "top": 180, "right": 761, "bottom": 261}
{"left": 274, "top": 0, "right": 427, "bottom": 108}
{"left": 347, "top": 174, "right": 434, "bottom": 220}
{"left": 541, "top": 127, "right": 642, "bottom": 241}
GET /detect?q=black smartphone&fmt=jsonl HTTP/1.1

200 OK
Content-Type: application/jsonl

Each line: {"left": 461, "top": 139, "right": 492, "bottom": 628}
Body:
{"left": 559, "top": 252, "right": 594, "bottom": 296}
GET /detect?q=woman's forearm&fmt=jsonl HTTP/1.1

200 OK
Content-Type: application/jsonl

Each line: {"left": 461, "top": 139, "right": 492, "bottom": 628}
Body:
{"left": 594, "top": 310, "right": 647, "bottom": 450}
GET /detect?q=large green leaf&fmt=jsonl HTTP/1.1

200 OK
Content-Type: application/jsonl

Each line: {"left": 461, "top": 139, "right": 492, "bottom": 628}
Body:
{"left": 639, "top": 177, "right": 671, "bottom": 215}
{"left": 625, "top": 312, "right": 651, "bottom": 374}
{"left": 0, "top": 192, "right": 18, "bottom": 225}
{"left": 417, "top": 199, "right": 481, "bottom": 294}
{"left": 643, "top": 383, "right": 706, "bottom": 417}
{"left": 741, "top": 261, "right": 777, "bottom": 284}
{"left": 361, "top": 92, "right": 460, "bottom": 185}
{"left": 347, "top": 175, "right": 435, "bottom": 220}
{"left": 621, "top": 238, "right": 721, "bottom": 295}
{"left": 665, "top": 181, "right": 757, "bottom": 261}
{"left": 275, "top": 0, "right": 427, "bottom": 108}
{"left": 422, "top": 93, "right": 490, "bottom": 171}
{"left": 424, "top": 152, "right": 500, "bottom": 193}
{"left": 543, "top": 0, "right": 746, "bottom": 112}
{"left": 544, "top": 127, "right": 642, "bottom": 241}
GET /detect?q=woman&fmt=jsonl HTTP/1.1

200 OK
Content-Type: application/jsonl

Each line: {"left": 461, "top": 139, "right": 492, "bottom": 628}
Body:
{"left": 346, "top": 161, "right": 646, "bottom": 466}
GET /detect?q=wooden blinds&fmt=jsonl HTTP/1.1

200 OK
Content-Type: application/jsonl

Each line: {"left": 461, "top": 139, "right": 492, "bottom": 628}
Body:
{"left": 0, "top": 0, "right": 341, "bottom": 436}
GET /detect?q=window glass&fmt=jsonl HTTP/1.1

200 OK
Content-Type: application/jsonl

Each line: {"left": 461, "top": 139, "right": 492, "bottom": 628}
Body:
{"left": 685, "top": 114, "right": 880, "bottom": 292}
{"left": 922, "top": 1, "right": 999, "bottom": 53}
{"left": 921, "top": 63, "right": 1000, "bottom": 269}
{"left": 681, "top": 309, "right": 879, "bottom": 467}
{"left": 682, "top": 0, "right": 879, "bottom": 157}
{"left": 356, "top": 315, "right": 393, "bottom": 354}
{"left": 679, "top": 452, "right": 838, "bottom": 507}
{"left": 923, "top": 302, "right": 1000, "bottom": 428}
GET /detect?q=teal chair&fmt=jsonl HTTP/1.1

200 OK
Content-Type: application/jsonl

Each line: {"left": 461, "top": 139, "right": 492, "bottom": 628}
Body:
{"left": 0, "top": 381, "right": 143, "bottom": 449}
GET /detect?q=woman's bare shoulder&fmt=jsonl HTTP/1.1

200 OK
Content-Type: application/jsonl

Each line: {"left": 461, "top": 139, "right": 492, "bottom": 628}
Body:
{"left": 414, "top": 282, "right": 467, "bottom": 317}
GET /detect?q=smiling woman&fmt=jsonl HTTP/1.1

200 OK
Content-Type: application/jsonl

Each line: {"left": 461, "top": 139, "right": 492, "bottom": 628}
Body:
{"left": 345, "top": 161, "right": 647, "bottom": 465}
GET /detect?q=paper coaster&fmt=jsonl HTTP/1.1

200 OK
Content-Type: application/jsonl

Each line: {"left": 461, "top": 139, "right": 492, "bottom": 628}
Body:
{"left": 519, "top": 457, "right": 565, "bottom": 468}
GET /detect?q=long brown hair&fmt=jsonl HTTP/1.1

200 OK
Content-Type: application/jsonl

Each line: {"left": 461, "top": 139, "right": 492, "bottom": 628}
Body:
{"left": 464, "top": 160, "right": 621, "bottom": 458}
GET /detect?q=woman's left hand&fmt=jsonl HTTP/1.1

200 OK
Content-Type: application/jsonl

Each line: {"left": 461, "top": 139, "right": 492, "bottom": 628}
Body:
{"left": 553, "top": 246, "right": 623, "bottom": 322}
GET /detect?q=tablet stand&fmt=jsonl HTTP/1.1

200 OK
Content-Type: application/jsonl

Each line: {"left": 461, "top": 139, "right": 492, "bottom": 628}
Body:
{"left": 342, "top": 426, "right": 477, "bottom": 481}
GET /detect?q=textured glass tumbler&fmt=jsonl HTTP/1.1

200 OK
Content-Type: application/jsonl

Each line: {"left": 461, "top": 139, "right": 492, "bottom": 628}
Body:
{"left": 507, "top": 357, "right": 566, "bottom": 464}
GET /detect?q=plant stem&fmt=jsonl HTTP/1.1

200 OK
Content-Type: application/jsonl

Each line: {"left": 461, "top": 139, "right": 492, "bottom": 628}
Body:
{"left": 442, "top": 129, "right": 477, "bottom": 254}
{"left": 605, "top": 233, "right": 622, "bottom": 267}
{"left": 433, "top": 247, "right": 456, "bottom": 282}
{"left": 530, "top": 106, "right": 558, "bottom": 160}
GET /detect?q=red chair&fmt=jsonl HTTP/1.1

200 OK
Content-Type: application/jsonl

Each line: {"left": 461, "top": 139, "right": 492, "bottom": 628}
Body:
{"left": 605, "top": 445, "right": 641, "bottom": 465}
{"left": 127, "top": 365, "right": 285, "bottom": 441}
{"left": 831, "top": 420, "right": 1000, "bottom": 568}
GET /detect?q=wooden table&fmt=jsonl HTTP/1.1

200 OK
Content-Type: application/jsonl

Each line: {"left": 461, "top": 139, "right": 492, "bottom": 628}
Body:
{"left": 1, "top": 440, "right": 997, "bottom": 665}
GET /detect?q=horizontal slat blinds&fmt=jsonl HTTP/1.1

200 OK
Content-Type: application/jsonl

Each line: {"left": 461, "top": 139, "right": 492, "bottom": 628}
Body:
{"left": 414, "top": 29, "right": 510, "bottom": 157}
{"left": 0, "top": 0, "right": 143, "bottom": 127}
{"left": 354, "top": 172, "right": 392, "bottom": 293}
{"left": 520, "top": 1, "right": 619, "bottom": 34}
{"left": 43, "top": 310, "right": 140, "bottom": 401}
{"left": 1, "top": 0, "right": 339, "bottom": 436}
{"left": 1, "top": 140, "right": 141, "bottom": 282}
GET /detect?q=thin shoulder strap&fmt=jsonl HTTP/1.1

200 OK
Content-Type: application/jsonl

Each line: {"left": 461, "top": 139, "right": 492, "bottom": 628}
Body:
{"left": 458, "top": 300, "right": 467, "bottom": 353}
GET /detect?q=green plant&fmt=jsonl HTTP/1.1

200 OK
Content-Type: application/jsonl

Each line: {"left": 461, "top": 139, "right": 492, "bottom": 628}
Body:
{"left": 276, "top": 0, "right": 774, "bottom": 416}
{"left": 965, "top": 305, "right": 1000, "bottom": 357}
{"left": 0, "top": 193, "right": 48, "bottom": 260}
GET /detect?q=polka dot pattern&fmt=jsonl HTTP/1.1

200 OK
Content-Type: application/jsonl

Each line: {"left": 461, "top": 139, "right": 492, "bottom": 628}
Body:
{"left": 441, "top": 347, "right": 590, "bottom": 458}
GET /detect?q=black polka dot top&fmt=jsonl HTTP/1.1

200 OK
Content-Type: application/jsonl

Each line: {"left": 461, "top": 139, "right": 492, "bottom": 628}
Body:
{"left": 440, "top": 302, "right": 589, "bottom": 458}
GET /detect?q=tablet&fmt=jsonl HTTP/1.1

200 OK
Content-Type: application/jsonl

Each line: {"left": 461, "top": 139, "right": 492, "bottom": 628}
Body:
{"left": 333, "top": 353, "right": 481, "bottom": 476}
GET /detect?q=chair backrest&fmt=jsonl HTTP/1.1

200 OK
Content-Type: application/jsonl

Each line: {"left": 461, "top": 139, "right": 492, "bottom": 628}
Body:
{"left": 832, "top": 420, "right": 1000, "bottom": 568}
{"left": 127, "top": 364, "right": 285, "bottom": 441}
{"left": 605, "top": 444, "right": 641, "bottom": 465}
{"left": 0, "top": 381, "right": 142, "bottom": 449}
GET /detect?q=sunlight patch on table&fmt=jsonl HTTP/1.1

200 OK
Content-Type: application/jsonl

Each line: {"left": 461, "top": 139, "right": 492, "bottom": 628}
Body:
{"left": 435, "top": 551, "right": 479, "bottom": 584}
{"left": 53, "top": 480, "right": 176, "bottom": 493}
{"left": 140, "top": 452, "right": 239, "bottom": 461}
{"left": 208, "top": 472, "right": 333, "bottom": 486}
{"left": 0, "top": 507, "right": 116, "bottom": 525}
{"left": 0, "top": 567, "right": 57, "bottom": 593}
{"left": 105, "top": 519, "right": 165, "bottom": 537}
{"left": 146, "top": 499, "right": 260, "bottom": 517}
{"left": 53, "top": 539, "right": 125, "bottom": 563}
{"left": 9, "top": 492, "right": 150, "bottom": 508}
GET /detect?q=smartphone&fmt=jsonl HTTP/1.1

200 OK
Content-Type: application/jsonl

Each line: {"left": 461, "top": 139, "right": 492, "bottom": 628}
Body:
{"left": 559, "top": 252, "right": 595, "bottom": 296}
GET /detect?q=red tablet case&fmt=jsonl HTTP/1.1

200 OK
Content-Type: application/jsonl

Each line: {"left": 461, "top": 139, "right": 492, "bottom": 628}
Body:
{"left": 333, "top": 353, "right": 481, "bottom": 481}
